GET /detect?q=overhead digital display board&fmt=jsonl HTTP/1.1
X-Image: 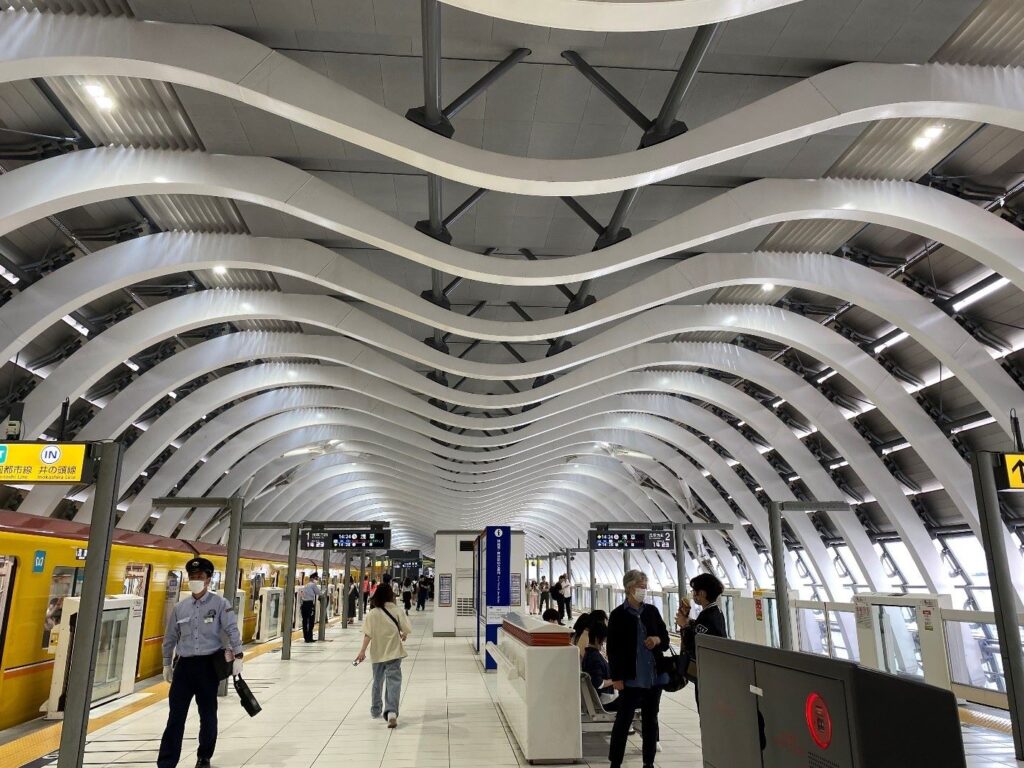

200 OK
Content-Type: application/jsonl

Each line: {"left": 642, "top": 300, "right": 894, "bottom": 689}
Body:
{"left": 589, "top": 529, "right": 675, "bottom": 550}
{"left": 299, "top": 528, "right": 391, "bottom": 550}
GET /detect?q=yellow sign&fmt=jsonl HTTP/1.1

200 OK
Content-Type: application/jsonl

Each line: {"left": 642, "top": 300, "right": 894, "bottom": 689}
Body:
{"left": 1003, "top": 453, "right": 1024, "bottom": 490}
{"left": 0, "top": 442, "right": 89, "bottom": 483}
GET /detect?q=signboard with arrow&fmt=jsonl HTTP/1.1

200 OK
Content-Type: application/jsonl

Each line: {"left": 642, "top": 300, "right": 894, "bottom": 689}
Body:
{"left": 995, "top": 452, "right": 1024, "bottom": 492}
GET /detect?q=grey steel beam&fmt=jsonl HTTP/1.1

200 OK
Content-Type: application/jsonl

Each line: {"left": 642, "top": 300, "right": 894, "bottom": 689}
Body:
{"left": 768, "top": 501, "right": 791, "bottom": 650}
{"left": 219, "top": 495, "right": 243, "bottom": 696}
{"left": 520, "top": 249, "right": 576, "bottom": 302}
{"left": 971, "top": 452, "right": 1024, "bottom": 759}
{"left": 152, "top": 496, "right": 232, "bottom": 507}
{"left": 647, "top": 24, "right": 719, "bottom": 144}
{"left": 342, "top": 551, "right": 350, "bottom": 629}
{"left": 318, "top": 545, "right": 329, "bottom": 641}
{"left": 420, "top": 0, "right": 444, "bottom": 129}
{"left": 282, "top": 523, "right": 299, "bottom": 660}
{"left": 57, "top": 442, "right": 124, "bottom": 768}
{"left": 589, "top": 548, "right": 597, "bottom": 611}
{"left": 560, "top": 51, "right": 651, "bottom": 131}
{"left": 443, "top": 48, "right": 532, "bottom": 119}
{"left": 358, "top": 554, "right": 366, "bottom": 621}
{"left": 442, "top": 187, "right": 487, "bottom": 228}
{"left": 559, "top": 196, "right": 605, "bottom": 236}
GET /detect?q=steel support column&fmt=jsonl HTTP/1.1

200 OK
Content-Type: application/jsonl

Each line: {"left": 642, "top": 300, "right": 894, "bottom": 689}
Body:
{"left": 282, "top": 523, "right": 299, "bottom": 660}
{"left": 57, "top": 442, "right": 124, "bottom": 768}
{"left": 971, "top": 452, "right": 1024, "bottom": 759}
{"left": 319, "top": 545, "right": 330, "bottom": 641}
{"left": 342, "top": 551, "right": 351, "bottom": 629}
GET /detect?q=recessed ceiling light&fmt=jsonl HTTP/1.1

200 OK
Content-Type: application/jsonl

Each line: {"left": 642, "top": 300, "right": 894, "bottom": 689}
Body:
{"left": 911, "top": 136, "right": 932, "bottom": 151}
{"left": 922, "top": 125, "right": 945, "bottom": 139}
{"left": 761, "top": 283, "right": 775, "bottom": 292}
{"left": 85, "top": 83, "right": 105, "bottom": 98}
{"left": 213, "top": 265, "right": 228, "bottom": 275}
{"left": 95, "top": 96, "right": 115, "bottom": 110}
{"left": 287, "top": 369, "right": 298, "bottom": 378}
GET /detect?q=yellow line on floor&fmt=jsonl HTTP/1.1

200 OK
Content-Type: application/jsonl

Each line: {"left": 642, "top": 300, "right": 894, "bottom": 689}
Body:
{"left": 0, "top": 620, "right": 345, "bottom": 767}
{"left": 959, "top": 706, "right": 1013, "bottom": 734}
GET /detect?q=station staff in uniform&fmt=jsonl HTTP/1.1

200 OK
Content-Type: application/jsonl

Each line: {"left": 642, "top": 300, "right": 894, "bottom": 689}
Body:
{"left": 159, "top": 558, "right": 243, "bottom": 768}
{"left": 300, "top": 573, "right": 322, "bottom": 642}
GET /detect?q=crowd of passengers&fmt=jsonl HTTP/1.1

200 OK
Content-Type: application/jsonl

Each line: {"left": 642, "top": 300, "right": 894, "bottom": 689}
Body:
{"left": 537, "top": 569, "right": 728, "bottom": 768}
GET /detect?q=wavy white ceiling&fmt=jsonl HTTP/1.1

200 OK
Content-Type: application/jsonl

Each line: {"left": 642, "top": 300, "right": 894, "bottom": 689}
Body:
{"left": 0, "top": 0, "right": 1022, "bottom": 600}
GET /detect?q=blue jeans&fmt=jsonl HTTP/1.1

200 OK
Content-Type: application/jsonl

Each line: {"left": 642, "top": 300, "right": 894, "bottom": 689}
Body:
{"left": 370, "top": 658, "right": 402, "bottom": 719}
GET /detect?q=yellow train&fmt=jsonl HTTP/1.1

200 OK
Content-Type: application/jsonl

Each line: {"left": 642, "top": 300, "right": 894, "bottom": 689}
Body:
{"left": 0, "top": 509, "right": 335, "bottom": 730}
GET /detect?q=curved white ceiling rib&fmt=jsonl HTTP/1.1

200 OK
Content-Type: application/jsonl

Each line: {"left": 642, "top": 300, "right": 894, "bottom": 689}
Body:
{"left": 3, "top": 236, "right": 1015, "bottom": 438}
{"left": 4, "top": 149, "right": 1024, "bottom": 287}
{"left": 12, "top": 286, "right": 958, "bottom": 590}
{"left": 3, "top": 12, "right": 1024, "bottom": 195}
{"left": 15, "top": 287, "right": 987, "bottom": 533}
{"left": 434, "top": 0, "right": 803, "bottom": 32}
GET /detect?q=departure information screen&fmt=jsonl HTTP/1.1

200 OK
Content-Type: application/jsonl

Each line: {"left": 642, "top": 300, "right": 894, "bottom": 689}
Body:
{"left": 589, "top": 529, "right": 675, "bottom": 550}
{"left": 330, "top": 529, "right": 391, "bottom": 549}
{"left": 299, "top": 529, "right": 391, "bottom": 550}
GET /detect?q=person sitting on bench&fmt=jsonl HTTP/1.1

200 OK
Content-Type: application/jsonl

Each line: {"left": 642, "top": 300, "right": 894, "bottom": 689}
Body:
{"left": 582, "top": 623, "right": 618, "bottom": 711}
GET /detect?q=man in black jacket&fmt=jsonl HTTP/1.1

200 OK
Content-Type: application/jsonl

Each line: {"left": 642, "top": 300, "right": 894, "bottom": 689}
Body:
{"left": 678, "top": 572, "right": 727, "bottom": 710}
{"left": 606, "top": 569, "right": 669, "bottom": 768}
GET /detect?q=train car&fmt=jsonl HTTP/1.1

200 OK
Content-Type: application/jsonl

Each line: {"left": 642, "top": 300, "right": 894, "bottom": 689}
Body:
{"left": 0, "top": 509, "right": 329, "bottom": 730}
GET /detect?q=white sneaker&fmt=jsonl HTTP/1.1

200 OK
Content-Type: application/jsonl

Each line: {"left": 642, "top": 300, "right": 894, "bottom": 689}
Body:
{"left": 387, "top": 714, "right": 398, "bottom": 729}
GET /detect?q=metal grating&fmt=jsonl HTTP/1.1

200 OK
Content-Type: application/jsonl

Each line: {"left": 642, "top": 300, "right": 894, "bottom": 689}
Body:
{"left": 141, "top": 194, "right": 247, "bottom": 234}
{"left": 45, "top": 77, "right": 200, "bottom": 150}
{"left": 6, "top": 0, "right": 131, "bottom": 14}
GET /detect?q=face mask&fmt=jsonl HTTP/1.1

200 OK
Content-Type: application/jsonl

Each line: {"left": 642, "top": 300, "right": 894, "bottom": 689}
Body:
{"left": 633, "top": 588, "right": 647, "bottom": 603}
{"left": 189, "top": 579, "right": 206, "bottom": 594}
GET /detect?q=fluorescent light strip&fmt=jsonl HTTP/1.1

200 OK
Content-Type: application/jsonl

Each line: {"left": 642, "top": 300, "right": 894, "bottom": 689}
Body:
{"left": 61, "top": 315, "right": 90, "bottom": 336}
{"left": 0, "top": 265, "right": 20, "bottom": 284}
{"left": 873, "top": 330, "right": 909, "bottom": 354}
{"left": 952, "top": 276, "right": 1010, "bottom": 311}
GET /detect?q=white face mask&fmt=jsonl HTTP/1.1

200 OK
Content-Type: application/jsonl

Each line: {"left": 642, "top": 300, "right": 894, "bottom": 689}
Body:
{"left": 188, "top": 579, "right": 207, "bottom": 595}
{"left": 633, "top": 588, "right": 647, "bottom": 603}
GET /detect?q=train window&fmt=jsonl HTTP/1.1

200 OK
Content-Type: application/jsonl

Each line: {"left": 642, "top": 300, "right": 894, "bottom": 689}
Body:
{"left": 123, "top": 563, "right": 150, "bottom": 598}
{"left": 43, "top": 566, "right": 84, "bottom": 651}
{"left": 210, "top": 571, "right": 222, "bottom": 592}
{"left": 0, "top": 556, "right": 16, "bottom": 664}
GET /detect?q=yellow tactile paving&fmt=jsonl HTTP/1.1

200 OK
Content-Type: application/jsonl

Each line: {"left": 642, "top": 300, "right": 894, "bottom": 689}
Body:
{"left": 0, "top": 620, "right": 338, "bottom": 767}
{"left": 958, "top": 706, "right": 1013, "bottom": 735}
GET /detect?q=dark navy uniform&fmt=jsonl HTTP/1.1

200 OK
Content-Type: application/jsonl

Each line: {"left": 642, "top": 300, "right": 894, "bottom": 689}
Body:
{"left": 159, "top": 558, "right": 242, "bottom": 768}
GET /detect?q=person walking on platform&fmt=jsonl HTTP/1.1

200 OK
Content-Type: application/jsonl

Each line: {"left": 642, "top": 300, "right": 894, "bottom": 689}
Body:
{"left": 560, "top": 573, "right": 573, "bottom": 621}
{"left": 355, "top": 583, "right": 412, "bottom": 729}
{"left": 416, "top": 577, "right": 429, "bottom": 611}
{"left": 606, "top": 569, "right": 669, "bottom": 768}
{"left": 300, "top": 573, "right": 322, "bottom": 642}
{"left": 362, "top": 574, "right": 371, "bottom": 611}
{"left": 159, "top": 557, "right": 243, "bottom": 768}
{"left": 539, "top": 577, "right": 550, "bottom": 612}
{"left": 347, "top": 575, "right": 360, "bottom": 620}
{"left": 401, "top": 577, "right": 413, "bottom": 615}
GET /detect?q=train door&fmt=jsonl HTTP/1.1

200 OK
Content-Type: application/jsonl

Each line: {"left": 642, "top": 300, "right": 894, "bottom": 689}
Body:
{"left": 0, "top": 556, "right": 16, "bottom": 665}
{"left": 123, "top": 563, "right": 151, "bottom": 675}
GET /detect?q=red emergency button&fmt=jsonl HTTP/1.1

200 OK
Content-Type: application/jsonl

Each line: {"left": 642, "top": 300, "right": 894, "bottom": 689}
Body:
{"left": 804, "top": 692, "right": 832, "bottom": 750}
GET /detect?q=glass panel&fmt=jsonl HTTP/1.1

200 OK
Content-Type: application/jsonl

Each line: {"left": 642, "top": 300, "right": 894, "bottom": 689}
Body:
{"left": 797, "top": 606, "right": 829, "bottom": 656}
{"left": 92, "top": 607, "right": 130, "bottom": 702}
{"left": 830, "top": 610, "right": 860, "bottom": 662}
{"left": 43, "top": 567, "right": 83, "bottom": 650}
{"left": 762, "top": 597, "right": 782, "bottom": 648}
{"left": 721, "top": 595, "right": 736, "bottom": 639}
{"left": 0, "top": 556, "right": 15, "bottom": 661}
{"left": 269, "top": 592, "right": 280, "bottom": 622}
{"left": 123, "top": 564, "right": 149, "bottom": 598}
{"left": 945, "top": 618, "right": 1024, "bottom": 694}
{"left": 877, "top": 605, "right": 923, "bottom": 678}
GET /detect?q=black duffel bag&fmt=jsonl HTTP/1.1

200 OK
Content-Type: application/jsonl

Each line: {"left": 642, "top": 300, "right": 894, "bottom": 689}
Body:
{"left": 211, "top": 650, "right": 233, "bottom": 681}
{"left": 233, "top": 675, "right": 262, "bottom": 717}
{"left": 657, "top": 646, "right": 691, "bottom": 692}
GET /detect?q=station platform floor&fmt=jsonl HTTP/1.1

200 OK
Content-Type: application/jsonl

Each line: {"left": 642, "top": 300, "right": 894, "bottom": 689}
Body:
{"left": 7, "top": 608, "right": 1024, "bottom": 768}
